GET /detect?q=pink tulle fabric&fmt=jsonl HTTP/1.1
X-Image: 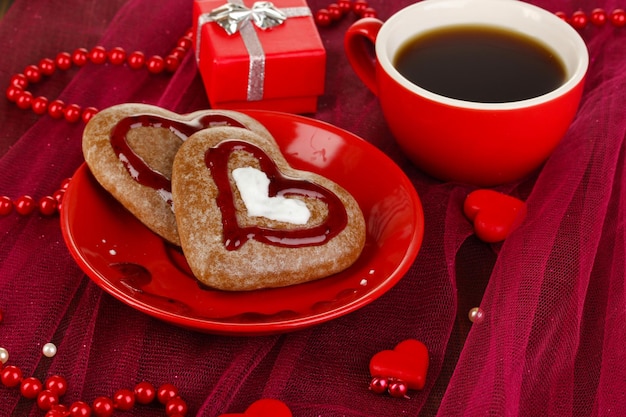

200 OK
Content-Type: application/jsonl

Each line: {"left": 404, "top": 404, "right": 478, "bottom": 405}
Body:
{"left": 1, "top": 0, "right": 625, "bottom": 415}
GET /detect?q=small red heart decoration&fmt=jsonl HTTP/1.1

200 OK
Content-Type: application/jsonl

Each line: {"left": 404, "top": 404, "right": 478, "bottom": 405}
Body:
{"left": 463, "top": 189, "right": 526, "bottom": 243}
{"left": 218, "top": 399, "right": 292, "bottom": 417}
{"left": 369, "top": 339, "right": 429, "bottom": 391}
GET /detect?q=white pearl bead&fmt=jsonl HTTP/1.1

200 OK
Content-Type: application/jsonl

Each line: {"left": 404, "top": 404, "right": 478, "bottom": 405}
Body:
{"left": 468, "top": 307, "right": 485, "bottom": 324}
{"left": 42, "top": 342, "right": 57, "bottom": 358}
{"left": 0, "top": 347, "right": 8, "bottom": 364}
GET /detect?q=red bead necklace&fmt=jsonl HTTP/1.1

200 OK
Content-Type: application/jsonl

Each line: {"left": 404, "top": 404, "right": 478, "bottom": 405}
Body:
{"left": 0, "top": 309, "right": 188, "bottom": 416}
{"left": 314, "top": 0, "right": 378, "bottom": 25}
{"left": 556, "top": 7, "right": 626, "bottom": 28}
{"left": 2, "top": 28, "right": 194, "bottom": 219}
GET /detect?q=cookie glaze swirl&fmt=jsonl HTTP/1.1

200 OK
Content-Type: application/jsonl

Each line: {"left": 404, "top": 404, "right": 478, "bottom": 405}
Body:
{"left": 110, "top": 113, "right": 245, "bottom": 200}
{"left": 206, "top": 140, "right": 348, "bottom": 250}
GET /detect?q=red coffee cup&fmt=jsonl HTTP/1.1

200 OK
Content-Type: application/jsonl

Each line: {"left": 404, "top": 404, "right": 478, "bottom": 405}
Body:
{"left": 345, "top": 0, "right": 588, "bottom": 186}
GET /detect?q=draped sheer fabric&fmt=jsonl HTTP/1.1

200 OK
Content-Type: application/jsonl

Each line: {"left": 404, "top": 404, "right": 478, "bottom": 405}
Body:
{"left": 0, "top": 0, "right": 624, "bottom": 415}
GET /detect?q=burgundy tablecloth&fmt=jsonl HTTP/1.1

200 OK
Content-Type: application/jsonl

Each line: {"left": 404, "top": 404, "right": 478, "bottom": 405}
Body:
{"left": 1, "top": 0, "right": 625, "bottom": 416}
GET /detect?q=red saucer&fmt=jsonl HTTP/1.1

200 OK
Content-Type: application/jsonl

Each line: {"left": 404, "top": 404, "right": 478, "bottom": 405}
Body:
{"left": 60, "top": 111, "right": 424, "bottom": 335}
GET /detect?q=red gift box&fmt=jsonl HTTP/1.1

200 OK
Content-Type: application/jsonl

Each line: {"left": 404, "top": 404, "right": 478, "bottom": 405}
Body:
{"left": 193, "top": 0, "right": 326, "bottom": 113}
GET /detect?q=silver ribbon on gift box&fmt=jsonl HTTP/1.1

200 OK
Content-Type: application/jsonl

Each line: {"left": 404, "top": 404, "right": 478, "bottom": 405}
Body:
{"left": 196, "top": 1, "right": 312, "bottom": 102}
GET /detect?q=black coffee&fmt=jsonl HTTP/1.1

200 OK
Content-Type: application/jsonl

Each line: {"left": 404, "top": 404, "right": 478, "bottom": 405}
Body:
{"left": 393, "top": 25, "right": 566, "bottom": 103}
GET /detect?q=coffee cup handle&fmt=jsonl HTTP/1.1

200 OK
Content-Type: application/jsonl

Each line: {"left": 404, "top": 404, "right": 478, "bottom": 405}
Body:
{"left": 344, "top": 17, "right": 383, "bottom": 96}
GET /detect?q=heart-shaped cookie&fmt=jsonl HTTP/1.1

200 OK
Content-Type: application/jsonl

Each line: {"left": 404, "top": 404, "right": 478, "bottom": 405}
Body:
{"left": 369, "top": 339, "right": 429, "bottom": 391}
{"left": 82, "top": 103, "right": 274, "bottom": 245}
{"left": 218, "top": 399, "right": 292, "bottom": 417}
{"left": 171, "top": 126, "right": 366, "bottom": 291}
{"left": 463, "top": 189, "right": 526, "bottom": 243}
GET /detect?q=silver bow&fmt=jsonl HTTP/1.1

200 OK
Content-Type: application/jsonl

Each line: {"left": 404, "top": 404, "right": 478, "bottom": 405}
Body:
{"left": 208, "top": 1, "right": 288, "bottom": 35}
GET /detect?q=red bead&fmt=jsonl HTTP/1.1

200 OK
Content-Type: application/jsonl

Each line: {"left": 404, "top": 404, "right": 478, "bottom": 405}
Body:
{"left": 80, "top": 106, "right": 98, "bottom": 123}
{"left": 89, "top": 46, "right": 108, "bottom": 64}
{"left": 24, "top": 64, "right": 42, "bottom": 83}
{"left": 71, "top": 48, "right": 89, "bottom": 66}
{"left": 1, "top": 365, "right": 22, "bottom": 387}
{"left": 20, "top": 377, "right": 43, "bottom": 399}
{"left": 112, "top": 388, "right": 135, "bottom": 410}
{"left": 177, "top": 36, "right": 193, "bottom": 51}
{"left": 52, "top": 190, "right": 65, "bottom": 206}
{"left": 64, "top": 103, "right": 82, "bottom": 123}
{"left": 328, "top": 3, "right": 343, "bottom": 20}
{"left": 157, "top": 383, "right": 179, "bottom": 404}
{"left": 10, "top": 73, "right": 28, "bottom": 88}
{"left": 387, "top": 380, "right": 408, "bottom": 398}
{"left": 361, "top": 7, "right": 377, "bottom": 18}
{"left": 555, "top": 11, "right": 568, "bottom": 22}
{"left": 165, "top": 397, "right": 188, "bottom": 416}
{"left": 55, "top": 52, "right": 73, "bottom": 71}
{"left": 108, "top": 47, "right": 127, "bottom": 65}
{"left": 165, "top": 55, "right": 180, "bottom": 72}
{"left": 92, "top": 397, "right": 114, "bottom": 417}
{"left": 16, "top": 91, "right": 33, "bottom": 110}
{"left": 0, "top": 196, "right": 12, "bottom": 215}
{"left": 590, "top": 8, "right": 607, "bottom": 26}
{"left": 60, "top": 178, "right": 72, "bottom": 190}
{"left": 127, "top": 51, "right": 145, "bottom": 69}
{"left": 337, "top": 0, "right": 352, "bottom": 13}
{"left": 6, "top": 85, "right": 23, "bottom": 102}
{"left": 39, "top": 58, "right": 56, "bottom": 75}
{"left": 45, "top": 375, "right": 68, "bottom": 396}
{"left": 169, "top": 46, "right": 187, "bottom": 61}
{"left": 15, "top": 195, "right": 35, "bottom": 215}
{"left": 69, "top": 401, "right": 92, "bottom": 417}
{"left": 31, "top": 96, "right": 49, "bottom": 115}
{"left": 315, "top": 9, "right": 332, "bottom": 26}
{"left": 570, "top": 11, "right": 588, "bottom": 29}
{"left": 47, "top": 99, "right": 65, "bottom": 118}
{"left": 134, "top": 381, "right": 156, "bottom": 404}
{"left": 146, "top": 55, "right": 165, "bottom": 73}
{"left": 352, "top": 0, "right": 369, "bottom": 16}
{"left": 369, "top": 376, "right": 388, "bottom": 394}
{"left": 610, "top": 9, "right": 626, "bottom": 27}
{"left": 38, "top": 196, "right": 58, "bottom": 216}
{"left": 37, "top": 389, "right": 60, "bottom": 410}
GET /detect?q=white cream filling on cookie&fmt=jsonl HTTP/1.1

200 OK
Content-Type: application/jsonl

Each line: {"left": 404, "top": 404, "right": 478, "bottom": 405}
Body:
{"left": 232, "top": 166, "right": 311, "bottom": 225}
